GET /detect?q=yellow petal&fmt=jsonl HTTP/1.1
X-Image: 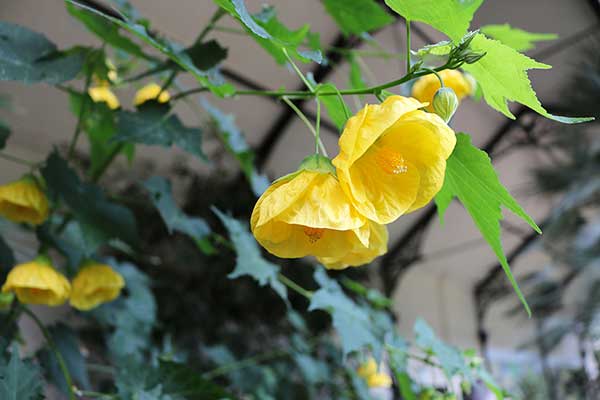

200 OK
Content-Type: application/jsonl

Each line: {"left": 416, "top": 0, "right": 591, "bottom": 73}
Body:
{"left": 367, "top": 372, "right": 393, "bottom": 388}
{"left": 88, "top": 86, "right": 120, "bottom": 110}
{"left": 2, "top": 258, "right": 70, "bottom": 306}
{"left": 134, "top": 83, "right": 171, "bottom": 106}
{"left": 411, "top": 69, "right": 472, "bottom": 112}
{"left": 70, "top": 262, "right": 125, "bottom": 311}
{"left": 0, "top": 178, "right": 49, "bottom": 225}
{"left": 357, "top": 358, "right": 378, "bottom": 378}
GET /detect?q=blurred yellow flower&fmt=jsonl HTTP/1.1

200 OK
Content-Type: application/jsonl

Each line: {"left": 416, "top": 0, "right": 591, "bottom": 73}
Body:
{"left": 0, "top": 176, "right": 49, "bottom": 225}
{"left": 252, "top": 155, "right": 382, "bottom": 267}
{"left": 88, "top": 86, "right": 120, "bottom": 110}
{"left": 70, "top": 262, "right": 125, "bottom": 311}
{"left": 333, "top": 96, "right": 456, "bottom": 224}
{"left": 134, "top": 83, "right": 171, "bottom": 106}
{"left": 1, "top": 256, "right": 70, "bottom": 306}
{"left": 411, "top": 69, "right": 473, "bottom": 112}
{"left": 357, "top": 357, "right": 393, "bottom": 388}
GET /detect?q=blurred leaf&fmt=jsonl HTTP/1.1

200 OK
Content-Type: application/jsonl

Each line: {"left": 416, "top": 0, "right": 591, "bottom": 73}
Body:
{"left": 114, "top": 104, "right": 206, "bottom": 160}
{"left": 308, "top": 268, "right": 378, "bottom": 357}
{"left": 199, "top": 98, "right": 269, "bottom": 196}
{"left": 0, "top": 21, "right": 87, "bottom": 84}
{"left": 36, "top": 219, "right": 92, "bottom": 271}
{"left": 348, "top": 55, "right": 367, "bottom": 92}
{"left": 38, "top": 324, "right": 90, "bottom": 395}
{"left": 342, "top": 277, "right": 393, "bottom": 309}
{"left": 323, "top": 0, "right": 393, "bottom": 35}
{"left": 316, "top": 83, "right": 350, "bottom": 131}
{"left": 463, "top": 34, "right": 593, "bottom": 123}
{"left": 414, "top": 318, "right": 468, "bottom": 379}
{"left": 384, "top": 0, "right": 483, "bottom": 41}
{"left": 0, "top": 121, "right": 9, "bottom": 150}
{"left": 212, "top": 207, "right": 288, "bottom": 303}
{"left": 185, "top": 40, "right": 228, "bottom": 71}
{"left": 480, "top": 24, "right": 557, "bottom": 52}
{"left": 41, "top": 152, "right": 138, "bottom": 250}
{"left": 0, "top": 235, "right": 15, "bottom": 282}
{"left": 0, "top": 345, "right": 44, "bottom": 400}
{"left": 143, "top": 176, "right": 211, "bottom": 240}
{"left": 387, "top": 336, "right": 416, "bottom": 400}
{"left": 66, "top": 1, "right": 148, "bottom": 59}
{"left": 435, "top": 134, "right": 539, "bottom": 314}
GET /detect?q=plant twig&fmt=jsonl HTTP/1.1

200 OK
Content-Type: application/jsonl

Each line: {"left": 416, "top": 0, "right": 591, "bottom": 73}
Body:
{"left": 281, "top": 97, "right": 327, "bottom": 156}
{"left": 278, "top": 273, "right": 313, "bottom": 299}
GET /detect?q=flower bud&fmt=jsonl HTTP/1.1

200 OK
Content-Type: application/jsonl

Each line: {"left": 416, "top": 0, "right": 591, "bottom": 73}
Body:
{"left": 432, "top": 87, "right": 459, "bottom": 122}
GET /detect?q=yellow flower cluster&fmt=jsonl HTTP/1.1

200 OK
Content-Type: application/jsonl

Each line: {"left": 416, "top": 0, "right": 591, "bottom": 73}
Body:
{"left": 86, "top": 82, "right": 171, "bottom": 110}
{"left": 357, "top": 357, "right": 392, "bottom": 388}
{"left": 252, "top": 95, "right": 456, "bottom": 269}
{"left": 1, "top": 257, "right": 124, "bottom": 310}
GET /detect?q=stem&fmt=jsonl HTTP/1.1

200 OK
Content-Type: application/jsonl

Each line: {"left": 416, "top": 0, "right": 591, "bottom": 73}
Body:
{"left": 90, "top": 143, "right": 124, "bottom": 182}
{"left": 0, "top": 152, "right": 38, "bottom": 168}
{"left": 67, "top": 67, "right": 94, "bottom": 159}
{"left": 424, "top": 68, "right": 444, "bottom": 87}
{"left": 315, "top": 98, "right": 321, "bottom": 155}
{"left": 283, "top": 48, "right": 314, "bottom": 92}
{"left": 195, "top": 8, "right": 227, "bottom": 45}
{"left": 21, "top": 306, "right": 75, "bottom": 400}
{"left": 202, "top": 348, "right": 289, "bottom": 380}
{"left": 281, "top": 97, "right": 327, "bottom": 156}
{"left": 405, "top": 20, "right": 411, "bottom": 73}
{"left": 277, "top": 273, "right": 313, "bottom": 299}
{"left": 73, "top": 389, "right": 116, "bottom": 399}
{"left": 159, "top": 70, "right": 177, "bottom": 95}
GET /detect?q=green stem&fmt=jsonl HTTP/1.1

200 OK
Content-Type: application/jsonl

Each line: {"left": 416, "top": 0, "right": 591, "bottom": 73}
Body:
{"left": 159, "top": 70, "right": 177, "bottom": 95}
{"left": 67, "top": 66, "right": 94, "bottom": 159}
{"left": 281, "top": 97, "right": 326, "bottom": 156}
{"left": 424, "top": 68, "right": 444, "bottom": 87}
{"left": 202, "top": 348, "right": 289, "bottom": 380}
{"left": 73, "top": 388, "right": 116, "bottom": 399}
{"left": 0, "top": 152, "right": 39, "bottom": 168}
{"left": 283, "top": 48, "right": 314, "bottom": 92}
{"left": 21, "top": 306, "right": 75, "bottom": 400}
{"left": 90, "top": 143, "right": 124, "bottom": 182}
{"left": 195, "top": 8, "right": 227, "bottom": 45}
{"left": 315, "top": 98, "right": 322, "bottom": 155}
{"left": 406, "top": 20, "right": 411, "bottom": 73}
{"left": 277, "top": 273, "right": 313, "bottom": 299}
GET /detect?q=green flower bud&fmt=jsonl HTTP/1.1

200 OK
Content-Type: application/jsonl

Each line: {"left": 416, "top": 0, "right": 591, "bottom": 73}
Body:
{"left": 432, "top": 87, "right": 459, "bottom": 122}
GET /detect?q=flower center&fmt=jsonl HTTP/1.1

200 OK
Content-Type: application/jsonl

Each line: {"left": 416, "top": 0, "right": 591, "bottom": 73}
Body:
{"left": 303, "top": 227, "right": 324, "bottom": 243}
{"left": 374, "top": 147, "right": 408, "bottom": 175}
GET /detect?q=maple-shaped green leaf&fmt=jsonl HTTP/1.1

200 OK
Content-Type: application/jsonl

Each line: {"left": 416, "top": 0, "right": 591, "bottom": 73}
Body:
{"left": 384, "top": 0, "right": 483, "bottom": 41}
{"left": 435, "top": 133, "right": 541, "bottom": 315}
{"left": 480, "top": 24, "right": 557, "bottom": 52}
{"left": 463, "top": 34, "right": 593, "bottom": 124}
{"left": 212, "top": 207, "right": 288, "bottom": 303}
{"left": 414, "top": 318, "right": 469, "bottom": 378}
{"left": 0, "top": 345, "right": 44, "bottom": 400}
{"left": 322, "top": 0, "right": 394, "bottom": 35}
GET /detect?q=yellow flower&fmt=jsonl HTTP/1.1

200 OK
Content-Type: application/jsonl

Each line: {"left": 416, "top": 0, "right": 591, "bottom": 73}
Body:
{"left": 332, "top": 96, "right": 456, "bottom": 224}
{"left": 134, "top": 83, "right": 171, "bottom": 106}
{"left": 0, "top": 177, "right": 49, "bottom": 225}
{"left": 317, "top": 221, "right": 388, "bottom": 270}
{"left": 252, "top": 155, "right": 382, "bottom": 266}
{"left": 411, "top": 69, "right": 473, "bottom": 112}
{"left": 1, "top": 256, "right": 70, "bottom": 306}
{"left": 70, "top": 262, "right": 125, "bottom": 311}
{"left": 357, "top": 358, "right": 393, "bottom": 388}
{"left": 88, "top": 86, "right": 120, "bottom": 110}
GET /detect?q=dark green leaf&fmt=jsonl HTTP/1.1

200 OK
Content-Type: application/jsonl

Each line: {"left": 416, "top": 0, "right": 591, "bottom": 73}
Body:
{"left": 41, "top": 151, "right": 138, "bottom": 250}
{"left": 185, "top": 40, "right": 228, "bottom": 71}
{"left": 0, "top": 22, "right": 87, "bottom": 84}
{"left": 316, "top": 83, "right": 350, "bottom": 131}
{"left": 0, "top": 235, "right": 15, "bottom": 282}
{"left": 159, "top": 360, "right": 235, "bottom": 399}
{"left": 212, "top": 207, "right": 288, "bottom": 303}
{"left": 143, "top": 176, "right": 210, "bottom": 240}
{"left": 0, "top": 345, "right": 44, "bottom": 400}
{"left": 0, "top": 121, "right": 9, "bottom": 150}
{"left": 114, "top": 104, "right": 206, "bottom": 160}
{"left": 323, "top": 0, "right": 393, "bottom": 35}
{"left": 35, "top": 219, "right": 91, "bottom": 271}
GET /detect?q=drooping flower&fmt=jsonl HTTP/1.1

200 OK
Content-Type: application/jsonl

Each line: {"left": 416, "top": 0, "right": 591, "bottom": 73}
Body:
{"left": 134, "top": 83, "right": 171, "bottom": 106}
{"left": 70, "top": 261, "right": 125, "bottom": 311}
{"left": 88, "top": 86, "right": 120, "bottom": 110}
{"left": 1, "top": 256, "right": 70, "bottom": 306}
{"left": 251, "top": 155, "right": 385, "bottom": 268}
{"left": 0, "top": 176, "right": 49, "bottom": 225}
{"left": 357, "top": 358, "right": 393, "bottom": 388}
{"left": 411, "top": 69, "right": 473, "bottom": 112}
{"left": 332, "top": 96, "right": 456, "bottom": 224}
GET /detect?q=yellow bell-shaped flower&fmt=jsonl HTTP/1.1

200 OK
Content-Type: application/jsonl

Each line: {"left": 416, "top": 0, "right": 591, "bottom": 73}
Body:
{"left": 0, "top": 176, "right": 49, "bottom": 225}
{"left": 88, "top": 86, "right": 120, "bottom": 110}
{"left": 70, "top": 262, "right": 125, "bottom": 311}
{"left": 357, "top": 357, "right": 393, "bottom": 388}
{"left": 332, "top": 96, "right": 456, "bottom": 224}
{"left": 1, "top": 256, "right": 70, "bottom": 306}
{"left": 134, "top": 83, "right": 171, "bottom": 106}
{"left": 252, "top": 155, "right": 382, "bottom": 266}
{"left": 411, "top": 69, "right": 473, "bottom": 112}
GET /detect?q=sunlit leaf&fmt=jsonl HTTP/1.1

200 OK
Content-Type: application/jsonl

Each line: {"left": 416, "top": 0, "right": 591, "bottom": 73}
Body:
{"left": 480, "top": 24, "right": 557, "bottom": 52}
{"left": 435, "top": 133, "right": 540, "bottom": 314}
{"left": 322, "top": 0, "right": 393, "bottom": 35}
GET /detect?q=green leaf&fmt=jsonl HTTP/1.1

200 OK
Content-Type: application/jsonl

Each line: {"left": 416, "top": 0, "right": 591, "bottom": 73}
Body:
{"left": 0, "top": 21, "right": 87, "bottom": 84}
{"left": 114, "top": 104, "right": 206, "bottom": 160}
{"left": 143, "top": 176, "right": 210, "bottom": 241}
{"left": 65, "top": 2, "right": 148, "bottom": 59}
{"left": 0, "top": 345, "right": 44, "bottom": 400}
{"left": 199, "top": 98, "right": 269, "bottom": 196}
{"left": 322, "top": 0, "right": 393, "bottom": 35}
{"left": 414, "top": 318, "right": 468, "bottom": 378}
{"left": 462, "top": 34, "right": 594, "bottom": 124}
{"left": 348, "top": 55, "right": 367, "bottom": 92}
{"left": 66, "top": 0, "right": 234, "bottom": 97}
{"left": 0, "top": 235, "right": 14, "bottom": 282}
{"left": 0, "top": 121, "right": 10, "bottom": 150}
{"left": 384, "top": 0, "right": 483, "bottom": 41}
{"left": 41, "top": 151, "right": 138, "bottom": 250}
{"left": 212, "top": 207, "right": 288, "bottom": 303}
{"left": 214, "top": 0, "right": 270, "bottom": 38}
{"left": 386, "top": 336, "right": 416, "bottom": 400}
{"left": 184, "top": 40, "right": 228, "bottom": 71}
{"left": 308, "top": 268, "right": 378, "bottom": 357}
{"left": 317, "top": 83, "right": 351, "bottom": 131}
{"left": 434, "top": 133, "right": 540, "bottom": 314}
{"left": 480, "top": 24, "right": 557, "bottom": 52}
